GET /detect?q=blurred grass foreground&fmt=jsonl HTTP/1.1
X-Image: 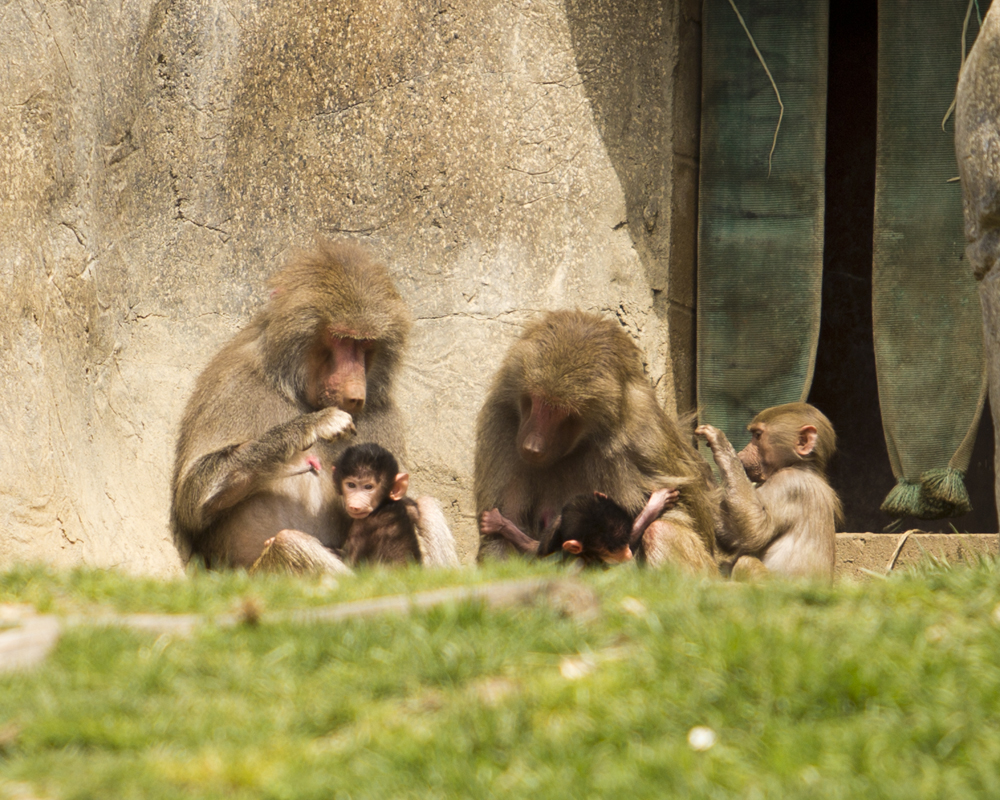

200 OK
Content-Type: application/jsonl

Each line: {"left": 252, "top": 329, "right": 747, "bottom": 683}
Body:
{"left": 2, "top": 557, "right": 1000, "bottom": 799}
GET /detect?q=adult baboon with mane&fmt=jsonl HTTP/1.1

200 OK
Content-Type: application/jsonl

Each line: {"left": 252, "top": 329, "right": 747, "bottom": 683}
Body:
{"left": 475, "top": 309, "right": 717, "bottom": 572}
{"left": 171, "top": 239, "right": 456, "bottom": 571}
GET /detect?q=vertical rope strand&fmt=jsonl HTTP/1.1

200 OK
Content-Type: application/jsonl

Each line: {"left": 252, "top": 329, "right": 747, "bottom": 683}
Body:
{"left": 726, "top": 0, "right": 784, "bottom": 176}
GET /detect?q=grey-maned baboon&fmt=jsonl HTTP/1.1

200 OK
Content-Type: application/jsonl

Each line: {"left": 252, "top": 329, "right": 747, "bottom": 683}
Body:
{"left": 172, "top": 239, "right": 455, "bottom": 571}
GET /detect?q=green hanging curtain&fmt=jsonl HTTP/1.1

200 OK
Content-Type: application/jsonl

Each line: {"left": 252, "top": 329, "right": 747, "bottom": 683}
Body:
{"left": 872, "top": 0, "right": 987, "bottom": 519}
{"left": 697, "top": 0, "right": 829, "bottom": 447}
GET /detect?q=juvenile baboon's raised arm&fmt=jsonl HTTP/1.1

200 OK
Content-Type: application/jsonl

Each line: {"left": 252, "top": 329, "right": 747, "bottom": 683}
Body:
{"left": 172, "top": 239, "right": 419, "bottom": 570}
{"left": 697, "top": 402, "right": 842, "bottom": 581}
{"left": 474, "top": 309, "right": 717, "bottom": 573}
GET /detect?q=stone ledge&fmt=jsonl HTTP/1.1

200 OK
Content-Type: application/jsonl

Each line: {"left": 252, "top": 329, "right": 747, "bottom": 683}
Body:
{"left": 837, "top": 532, "right": 998, "bottom": 580}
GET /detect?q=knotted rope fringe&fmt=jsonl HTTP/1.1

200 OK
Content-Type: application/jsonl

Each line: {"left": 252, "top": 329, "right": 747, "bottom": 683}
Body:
{"left": 880, "top": 468, "right": 972, "bottom": 519}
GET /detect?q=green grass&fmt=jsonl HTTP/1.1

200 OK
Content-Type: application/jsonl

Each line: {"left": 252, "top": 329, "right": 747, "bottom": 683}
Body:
{"left": 2, "top": 559, "right": 1000, "bottom": 799}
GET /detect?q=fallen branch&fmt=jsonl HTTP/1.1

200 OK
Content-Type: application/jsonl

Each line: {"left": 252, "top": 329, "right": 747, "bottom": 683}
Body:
{"left": 281, "top": 578, "right": 599, "bottom": 625}
{"left": 0, "top": 578, "right": 597, "bottom": 673}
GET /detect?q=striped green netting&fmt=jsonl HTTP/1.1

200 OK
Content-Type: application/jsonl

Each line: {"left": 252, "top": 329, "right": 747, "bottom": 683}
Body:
{"left": 697, "top": 0, "right": 829, "bottom": 448}
{"left": 873, "top": 0, "right": 987, "bottom": 519}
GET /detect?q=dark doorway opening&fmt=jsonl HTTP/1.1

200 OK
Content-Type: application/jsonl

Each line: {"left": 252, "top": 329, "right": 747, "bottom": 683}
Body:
{"left": 809, "top": 0, "right": 997, "bottom": 533}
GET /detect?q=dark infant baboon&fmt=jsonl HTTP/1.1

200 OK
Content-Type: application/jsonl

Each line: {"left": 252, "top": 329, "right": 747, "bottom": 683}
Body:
{"left": 483, "top": 490, "right": 680, "bottom": 566}
{"left": 171, "top": 239, "right": 416, "bottom": 571}
{"left": 474, "top": 309, "right": 717, "bottom": 572}
{"left": 697, "top": 402, "right": 842, "bottom": 581}
{"left": 334, "top": 442, "right": 423, "bottom": 567}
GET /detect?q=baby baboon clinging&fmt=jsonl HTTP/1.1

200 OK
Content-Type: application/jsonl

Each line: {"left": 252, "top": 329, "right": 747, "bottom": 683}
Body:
{"left": 482, "top": 490, "right": 676, "bottom": 566}
{"left": 474, "top": 309, "right": 717, "bottom": 572}
{"left": 334, "top": 443, "right": 422, "bottom": 567}
{"left": 172, "top": 239, "right": 420, "bottom": 571}
{"left": 696, "top": 402, "right": 842, "bottom": 581}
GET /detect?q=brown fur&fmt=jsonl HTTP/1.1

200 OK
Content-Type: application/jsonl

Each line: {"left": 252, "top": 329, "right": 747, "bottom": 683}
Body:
{"left": 697, "top": 403, "right": 842, "bottom": 581}
{"left": 341, "top": 498, "right": 422, "bottom": 567}
{"left": 334, "top": 442, "right": 422, "bottom": 567}
{"left": 171, "top": 239, "right": 411, "bottom": 569}
{"left": 474, "top": 310, "right": 717, "bottom": 572}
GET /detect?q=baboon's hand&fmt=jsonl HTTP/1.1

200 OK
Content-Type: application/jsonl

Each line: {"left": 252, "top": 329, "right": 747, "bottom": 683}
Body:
{"left": 649, "top": 486, "right": 680, "bottom": 513}
{"left": 632, "top": 486, "right": 680, "bottom": 540}
{"left": 479, "top": 508, "right": 506, "bottom": 536}
{"left": 694, "top": 424, "right": 727, "bottom": 451}
{"left": 315, "top": 407, "right": 356, "bottom": 441}
{"left": 305, "top": 408, "right": 356, "bottom": 448}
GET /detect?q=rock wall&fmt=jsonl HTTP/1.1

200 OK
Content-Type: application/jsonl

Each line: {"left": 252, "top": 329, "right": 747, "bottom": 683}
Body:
{"left": 957, "top": 4, "right": 1000, "bottom": 521}
{"left": 0, "top": 0, "right": 697, "bottom": 572}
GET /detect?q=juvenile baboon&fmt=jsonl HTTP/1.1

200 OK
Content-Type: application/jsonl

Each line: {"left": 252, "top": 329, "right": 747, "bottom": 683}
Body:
{"left": 334, "top": 443, "right": 422, "bottom": 567}
{"left": 696, "top": 402, "right": 842, "bottom": 581}
{"left": 475, "top": 309, "right": 717, "bottom": 572}
{"left": 171, "top": 239, "right": 414, "bottom": 570}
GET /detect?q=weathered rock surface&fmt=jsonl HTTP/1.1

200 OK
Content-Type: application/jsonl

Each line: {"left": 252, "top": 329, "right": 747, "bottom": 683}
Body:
{"left": 957, "top": 4, "right": 1000, "bottom": 519}
{"left": 0, "top": 1, "right": 695, "bottom": 571}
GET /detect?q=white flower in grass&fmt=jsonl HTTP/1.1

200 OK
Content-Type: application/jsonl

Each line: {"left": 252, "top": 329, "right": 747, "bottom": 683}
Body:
{"left": 687, "top": 726, "right": 716, "bottom": 751}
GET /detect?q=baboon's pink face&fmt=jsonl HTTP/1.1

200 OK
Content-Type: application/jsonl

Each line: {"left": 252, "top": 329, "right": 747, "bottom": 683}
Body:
{"left": 339, "top": 471, "right": 383, "bottom": 519}
{"left": 516, "top": 394, "right": 585, "bottom": 467}
{"left": 306, "top": 331, "right": 375, "bottom": 414}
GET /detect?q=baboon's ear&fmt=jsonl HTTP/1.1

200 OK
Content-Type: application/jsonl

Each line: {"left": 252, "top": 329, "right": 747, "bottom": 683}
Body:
{"left": 389, "top": 472, "right": 410, "bottom": 501}
{"left": 796, "top": 425, "right": 818, "bottom": 457}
